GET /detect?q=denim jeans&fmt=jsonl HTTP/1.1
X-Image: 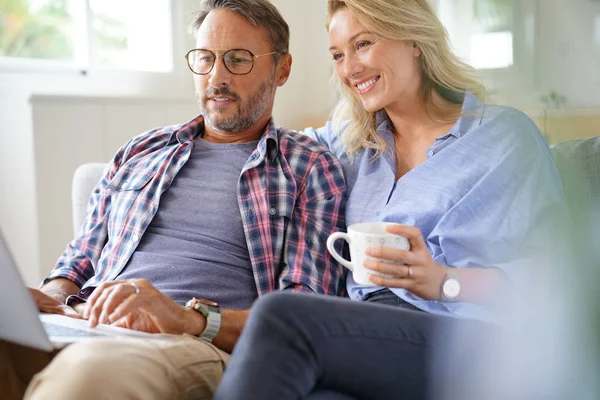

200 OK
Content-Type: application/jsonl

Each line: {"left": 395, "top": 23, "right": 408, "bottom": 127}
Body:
{"left": 214, "top": 290, "right": 493, "bottom": 400}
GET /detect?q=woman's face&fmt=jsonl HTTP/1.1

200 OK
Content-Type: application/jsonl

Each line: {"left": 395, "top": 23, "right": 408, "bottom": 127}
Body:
{"left": 328, "top": 9, "right": 422, "bottom": 113}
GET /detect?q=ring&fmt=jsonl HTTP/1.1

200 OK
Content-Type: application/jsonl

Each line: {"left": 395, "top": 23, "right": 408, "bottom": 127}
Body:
{"left": 407, "top": 267, "right": 413, "bottom": 278}
{"left": 130, "top": 282, "right": 140, "bottom": 295}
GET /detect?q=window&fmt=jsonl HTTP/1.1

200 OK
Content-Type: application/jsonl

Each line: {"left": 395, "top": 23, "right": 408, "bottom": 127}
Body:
{"left": 436, "top": 0, "right": 515, "bottom": 70}
{"left": 0, "top": 0, "right": 172, "bottom": 73}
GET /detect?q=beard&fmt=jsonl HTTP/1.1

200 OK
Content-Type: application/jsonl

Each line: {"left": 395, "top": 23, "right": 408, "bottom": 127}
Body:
{"left": 198, "top": 71, "right": 276, "bottom": 133}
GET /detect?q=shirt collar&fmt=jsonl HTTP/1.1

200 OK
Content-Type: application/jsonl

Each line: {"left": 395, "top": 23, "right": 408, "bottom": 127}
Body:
{"left": 452, "top": 91, "right": 485, "bottom": 139}
{"left": 167, "top": 115, "right": 279, "bottom": 161}
{"left": 374, "top": 111, "right": 395, "bottom": 152}
{"left": 167, "top": 115, "right": 204, "bottom": 145}
{"left": 373, "top": 91, "right": 485, "bottom": 141}
{"left": 255, "top": 118, "right": 280, "bottom": 161}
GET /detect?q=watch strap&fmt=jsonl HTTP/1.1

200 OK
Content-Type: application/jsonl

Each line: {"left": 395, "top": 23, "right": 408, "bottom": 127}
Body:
{"left": 186, "top": 298, "right": 221, "bottom": 342}
{"left": 199, "top": 305, "right": 221, "bottom": 342}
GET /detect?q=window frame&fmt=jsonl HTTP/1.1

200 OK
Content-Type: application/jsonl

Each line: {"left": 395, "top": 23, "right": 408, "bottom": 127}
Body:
{"left": 0, "top": 0, "right": 176, "bottom": 76}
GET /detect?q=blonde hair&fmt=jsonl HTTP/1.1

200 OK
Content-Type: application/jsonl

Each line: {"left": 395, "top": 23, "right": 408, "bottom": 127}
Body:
{"left": 327, "top": 0, "right": 485, "bottom": 159}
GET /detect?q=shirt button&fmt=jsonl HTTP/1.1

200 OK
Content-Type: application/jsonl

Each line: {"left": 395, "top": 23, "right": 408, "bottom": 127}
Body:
{"left": 428, "top": 150, "right": 434, "bottom": 157}
{"left": 132, "top": 234, "right": 140, "bottom": 242}
{"left": 269, "top": 207, "right": 277, "bottom": 216}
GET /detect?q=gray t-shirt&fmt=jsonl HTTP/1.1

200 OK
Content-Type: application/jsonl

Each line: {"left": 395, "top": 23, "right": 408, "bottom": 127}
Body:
{"left": 118, "top": 137, "right": 259, "bottom": 309}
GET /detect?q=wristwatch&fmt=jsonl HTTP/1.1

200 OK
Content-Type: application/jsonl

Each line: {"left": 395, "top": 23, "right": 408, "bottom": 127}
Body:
{"left": 185, "top": 297, "right": 221, "bottom": 342}
{"left": 440, "top": 268, "right": 461, "bottom": 302}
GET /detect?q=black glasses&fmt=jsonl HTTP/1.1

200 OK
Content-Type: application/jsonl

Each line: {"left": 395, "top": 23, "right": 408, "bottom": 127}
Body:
{"left": 185, "top": 48, "right": 278, "bottom": 75}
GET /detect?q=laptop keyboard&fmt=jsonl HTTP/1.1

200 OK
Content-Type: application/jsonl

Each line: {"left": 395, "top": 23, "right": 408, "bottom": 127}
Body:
{"left": 43, "top": 321, "right": 105, "bottom": 337}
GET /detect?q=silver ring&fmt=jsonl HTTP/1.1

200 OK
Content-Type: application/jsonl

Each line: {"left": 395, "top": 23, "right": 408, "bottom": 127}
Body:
{"left": 130, "top": 282, "right": 140, "bottom": 295}
{"left": 407, "top": 267, "right": 413, "bottom": 278}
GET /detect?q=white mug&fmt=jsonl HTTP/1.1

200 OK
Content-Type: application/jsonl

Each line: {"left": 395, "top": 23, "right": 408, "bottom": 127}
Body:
{"left": 327, "top": 222, "right": 410, "bottom": 286}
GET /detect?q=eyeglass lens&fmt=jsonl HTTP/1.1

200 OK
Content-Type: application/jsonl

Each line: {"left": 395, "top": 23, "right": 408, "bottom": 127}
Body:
{"left": 188, "top": 49, "right": 254, "bottom": 75}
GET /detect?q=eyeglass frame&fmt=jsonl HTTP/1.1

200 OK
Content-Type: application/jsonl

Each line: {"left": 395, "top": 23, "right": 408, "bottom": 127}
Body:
{"left": 185, "top": 48, "right": 281, "bottom": 76}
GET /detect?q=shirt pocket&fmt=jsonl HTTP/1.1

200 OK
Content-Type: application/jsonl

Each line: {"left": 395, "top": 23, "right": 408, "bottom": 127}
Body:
{"left": 106, "top": 163, "right": 157, "bottom": 237}
{"left": 108, "top": 163, "right": 156, "bottom": 191}
{"left": 267, "top": 193, "right": 296, "bottom": 263}
{"left": 268, "top": 192, "right": 295, "bottom": 223}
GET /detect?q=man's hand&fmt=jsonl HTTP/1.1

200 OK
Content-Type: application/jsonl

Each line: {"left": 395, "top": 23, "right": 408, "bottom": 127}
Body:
{"left": 29, "top": 288, "right": 83, "bottom": 319}
{"left": 108, "top": 309, "right": 163, "bottom": 333}
{"left": 83, "top": 279, "right": 206, "bottom": 335}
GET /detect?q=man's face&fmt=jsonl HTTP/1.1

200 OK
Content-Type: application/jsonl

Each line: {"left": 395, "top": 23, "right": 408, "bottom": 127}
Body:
{"left": 194, "top": 9, "right": 284, "bottom": 134}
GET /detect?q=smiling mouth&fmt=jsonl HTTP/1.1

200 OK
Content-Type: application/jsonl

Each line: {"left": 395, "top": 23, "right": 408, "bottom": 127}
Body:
{"left": 356, "top": 76, "right": 380, "bottom": 93}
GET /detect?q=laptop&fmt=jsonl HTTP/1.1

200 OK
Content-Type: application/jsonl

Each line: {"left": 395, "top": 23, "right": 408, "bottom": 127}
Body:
{"left": 0, "top": 231, "right": 157, "bottom": 352}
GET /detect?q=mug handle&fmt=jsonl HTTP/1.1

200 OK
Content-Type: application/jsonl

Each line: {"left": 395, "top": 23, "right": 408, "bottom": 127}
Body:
{"left": 326, "top": 232, "right": 353, "bottom": 271}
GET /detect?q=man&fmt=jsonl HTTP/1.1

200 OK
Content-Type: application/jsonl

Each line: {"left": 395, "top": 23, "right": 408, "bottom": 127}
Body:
{"left": 0, "top": 0, "right": 347, "bottom": 398}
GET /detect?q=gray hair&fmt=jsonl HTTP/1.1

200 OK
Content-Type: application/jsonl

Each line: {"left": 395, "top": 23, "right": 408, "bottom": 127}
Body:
{"left": 190, "top": 0, "right": 290, "bottom": 58}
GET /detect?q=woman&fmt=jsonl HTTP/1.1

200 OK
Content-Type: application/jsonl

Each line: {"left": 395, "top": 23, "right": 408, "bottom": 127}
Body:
{"left": 214, "top": 0, "right": 569, "bottom": 399}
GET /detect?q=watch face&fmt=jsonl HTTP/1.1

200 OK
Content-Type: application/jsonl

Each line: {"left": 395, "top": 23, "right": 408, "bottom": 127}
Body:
{"left": 195, "top": 298, "right": 219, "bottom": 307}
{"left": 443, "top": 278, "right": 460, "bottom": 299}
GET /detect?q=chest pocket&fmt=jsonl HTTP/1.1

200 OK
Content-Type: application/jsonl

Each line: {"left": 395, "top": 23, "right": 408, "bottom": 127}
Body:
{"left": 108, "top": 163, "right": 156, "bottom": 191}
{"left": 267, "top": 192, "right": 296, "bottom": 266}
{"left": 106, "top": 163, "right": 157, "bottom": 238}
{"left": 268, "top": 193, "right": 295, "bottom": 222}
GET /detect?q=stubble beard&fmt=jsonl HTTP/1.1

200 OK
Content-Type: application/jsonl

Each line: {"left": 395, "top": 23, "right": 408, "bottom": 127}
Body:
{"left": 198, "top": 71, "right": 276, "bottom": 133}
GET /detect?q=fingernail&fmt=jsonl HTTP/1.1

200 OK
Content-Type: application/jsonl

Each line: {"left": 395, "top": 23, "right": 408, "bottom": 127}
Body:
{"left": 365, "top": 248, "right": 373, "bottom": 255}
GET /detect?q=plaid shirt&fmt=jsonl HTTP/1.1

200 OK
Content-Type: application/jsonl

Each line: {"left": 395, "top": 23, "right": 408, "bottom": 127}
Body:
{"left": 45, "top": 116, "right": 347, "bottom": 301}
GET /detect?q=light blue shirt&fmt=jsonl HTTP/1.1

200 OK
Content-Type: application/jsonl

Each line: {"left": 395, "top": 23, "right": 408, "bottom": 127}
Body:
{"left": 304, "top": 93, "right": 569, "bottom": 323}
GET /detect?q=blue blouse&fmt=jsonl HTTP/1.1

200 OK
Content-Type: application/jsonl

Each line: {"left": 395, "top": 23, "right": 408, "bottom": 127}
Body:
{"left": 304, "top": 92, "right": 569, "bottom": 323}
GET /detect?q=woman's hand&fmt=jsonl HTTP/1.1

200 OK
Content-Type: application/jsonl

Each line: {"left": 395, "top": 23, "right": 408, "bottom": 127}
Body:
{"left": 364, "top": 224, "right": 447, "bottom": 300}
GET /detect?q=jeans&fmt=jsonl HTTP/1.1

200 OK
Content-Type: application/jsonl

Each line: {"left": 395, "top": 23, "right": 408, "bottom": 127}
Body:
{"left": 214, "top": 290, "right": 494, "bottom": 400}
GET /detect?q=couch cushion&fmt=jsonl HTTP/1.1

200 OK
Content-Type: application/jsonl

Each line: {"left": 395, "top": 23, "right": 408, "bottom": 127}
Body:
{"left": 72, "top": 163, "right": 107, "bottom": 236}
{"left": 550, "top": 137, "right": 600, "bottom": 264}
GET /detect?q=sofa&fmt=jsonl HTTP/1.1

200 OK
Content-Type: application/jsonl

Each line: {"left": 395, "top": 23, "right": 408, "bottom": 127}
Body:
{"left": 550, "top": 137, "right": 600, "bottom": 265}
{"left": 71, "top": 163, "right": 107, "bottom": 236}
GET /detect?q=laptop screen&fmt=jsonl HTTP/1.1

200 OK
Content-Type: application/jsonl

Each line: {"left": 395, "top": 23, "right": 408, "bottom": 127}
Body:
{"left": 0, "top": 231, "right": 53, "bottom": 351}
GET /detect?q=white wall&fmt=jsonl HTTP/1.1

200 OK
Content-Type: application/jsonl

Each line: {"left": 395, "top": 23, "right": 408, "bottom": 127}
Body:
{"left": 0, "top": 0, "right": 334, "bottom": 286}
{"left": 535, "top": 0, "right": 600, "bottom": 107}
{"left": 485, "top": 0, "right": 600, "bottom": 109}
{"left": 271, "top": 0, "right": 335, "bottom": 129}
{"left": 436, "top": 0, "right": 600, "bottom": 110}
{"left": 0, "top": 92, "right": 40, "bottom": 286}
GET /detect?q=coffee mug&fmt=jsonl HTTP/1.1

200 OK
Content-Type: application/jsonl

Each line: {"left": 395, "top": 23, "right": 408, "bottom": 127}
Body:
{"left": 327, "top": 222, "right": 410, "bottom": 286}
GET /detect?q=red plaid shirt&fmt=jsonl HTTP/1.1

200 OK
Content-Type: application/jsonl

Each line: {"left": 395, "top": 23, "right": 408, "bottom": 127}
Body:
{"left": 45, "top": 116, "right": 347, "bottom": 302}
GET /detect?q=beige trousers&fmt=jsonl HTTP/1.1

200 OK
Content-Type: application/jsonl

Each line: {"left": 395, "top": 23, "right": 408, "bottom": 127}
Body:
{"left": 2, "top": 335, "right": 229, "bottom": 400}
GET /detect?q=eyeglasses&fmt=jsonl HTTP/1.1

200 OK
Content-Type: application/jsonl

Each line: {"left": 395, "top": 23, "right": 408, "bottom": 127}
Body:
{"left": 185, "top": 48, "right": 278, "bottom": 75}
